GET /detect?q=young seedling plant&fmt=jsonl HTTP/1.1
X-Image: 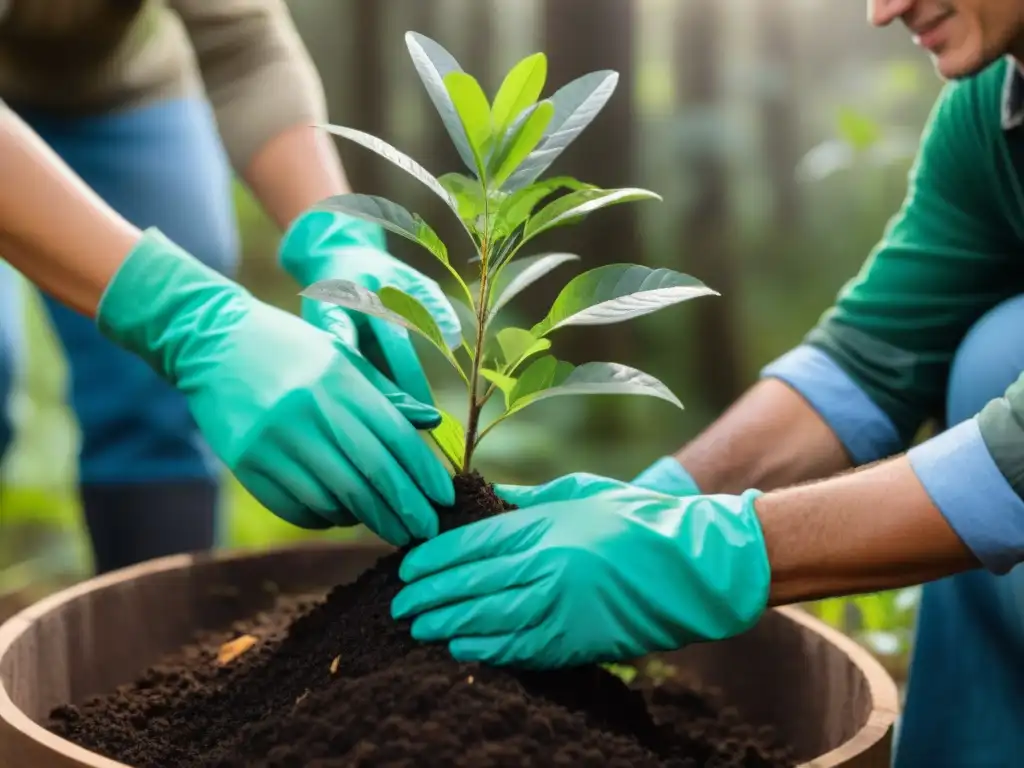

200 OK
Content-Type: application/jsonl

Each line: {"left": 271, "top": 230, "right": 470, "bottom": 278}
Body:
{"left": 301, "top": 31, "right": 718, "bottom": 474}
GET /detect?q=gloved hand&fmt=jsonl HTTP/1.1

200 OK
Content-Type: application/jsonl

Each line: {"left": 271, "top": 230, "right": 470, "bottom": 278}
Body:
{"left": 631, "top": 455, "right": 702, "bottom": 496}
{"left": 279, "top": 209, "right": 461, "bottom": 406}
{"left": 391, "top": 472, "right": 770, "bottom": 669}
{"left": 97, "top": 228, "right": 454, "bottom": 546}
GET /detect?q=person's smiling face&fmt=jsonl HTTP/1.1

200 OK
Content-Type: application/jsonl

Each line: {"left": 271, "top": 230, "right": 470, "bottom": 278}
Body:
{"left": 868, "top": 0, "right": 1024, "bottom": 79}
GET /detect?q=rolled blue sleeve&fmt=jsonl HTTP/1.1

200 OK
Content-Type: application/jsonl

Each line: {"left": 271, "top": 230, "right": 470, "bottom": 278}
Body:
{"left": 760, "top": 345, "right": 903, "bottom": 466}
{"left": 907, "top": 419, "right": 1024, "bottom": 574}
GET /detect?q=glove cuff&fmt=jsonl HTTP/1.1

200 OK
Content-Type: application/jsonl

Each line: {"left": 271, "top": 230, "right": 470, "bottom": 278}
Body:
{"left": 672, "top": 488, "right": 771, "bottom": 640}
{"left": 633, "top": 455, "right": 702, "bottom": 496}
{"left": 97, "top": 227, "right": 249, "bottom": 384}
{"left": 279, "top": 209, "right": 388, "bottom": 287}
{"left": 735, "top": 488, "right": 772, "bottom": 628}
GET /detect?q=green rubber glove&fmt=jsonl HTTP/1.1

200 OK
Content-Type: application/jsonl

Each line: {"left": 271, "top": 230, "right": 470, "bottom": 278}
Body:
{"left": 631, "top": 455, "right": 702, "bottom": 496}
{"left": 391, "top": 472, "right": 771, "bottom": 669}
{"left": 97, "top": 228, "right": 454, "bottom": 545}
{"left": 279, "top": 210, "right": 461, "bottom": 407}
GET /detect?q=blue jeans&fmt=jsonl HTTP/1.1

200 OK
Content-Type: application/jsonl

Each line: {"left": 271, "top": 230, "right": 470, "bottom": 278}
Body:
{"left": 895, "top": 294, "right": 1024, "bottom": 767}
{"left": 0, "top": 260, "right": 22, "bottom": 465}
{"left": 0, "top": 97, "right": 239, "bottom": 567}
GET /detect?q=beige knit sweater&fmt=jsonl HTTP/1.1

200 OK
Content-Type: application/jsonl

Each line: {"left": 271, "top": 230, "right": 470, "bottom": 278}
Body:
{"left": 0, "top": 0, "right": 329, "bottom": 173}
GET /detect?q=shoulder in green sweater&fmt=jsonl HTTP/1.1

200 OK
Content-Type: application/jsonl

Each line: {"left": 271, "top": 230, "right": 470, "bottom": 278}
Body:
{"left": 805, "top": 57, "right": 1024, "bottom": 491}
{"left": 760, "top": 56, "right": 1024, "bottom": 572}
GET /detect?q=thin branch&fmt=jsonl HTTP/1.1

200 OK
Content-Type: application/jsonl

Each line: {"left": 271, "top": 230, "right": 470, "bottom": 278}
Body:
{"left": 462, "top": 271, "right": 489, "bottom": 470}
{"left": 462, "top": 188, "right": 493, "bottom": 472}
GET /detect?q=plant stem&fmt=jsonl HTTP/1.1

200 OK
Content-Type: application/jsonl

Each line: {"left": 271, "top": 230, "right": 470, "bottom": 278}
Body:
{"left": 462, "top": 254, "right": 490, "bottom": 473}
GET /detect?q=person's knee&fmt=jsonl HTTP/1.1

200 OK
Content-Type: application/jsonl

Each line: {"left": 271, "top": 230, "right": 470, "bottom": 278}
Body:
{"left": 947, "top": 295, "right": 1024, "bottom": 426}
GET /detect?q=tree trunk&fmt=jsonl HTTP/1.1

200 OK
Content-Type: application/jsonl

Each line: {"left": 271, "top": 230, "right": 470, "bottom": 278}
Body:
{"left": 675, "top": 0, "right": 743, "bottom": 412}
{"left": 757, "top": 0, "right": 800, "bottom": 233}
{"left": 540, "top": 0, "right": 639, "bottom": 439}
{"left": 345, "top": 2, "right": 388, "bottom": 193}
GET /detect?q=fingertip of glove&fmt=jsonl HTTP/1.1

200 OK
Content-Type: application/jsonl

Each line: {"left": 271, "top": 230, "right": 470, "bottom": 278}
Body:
{"left": 492, "top": 483, "right": 528, "bottom": 505}
{"left": 396, "top": 554, "right": 418, "bottom": 586}
{"left": 409, "top": 616, "right": 437, "bottom": 642}
{"left": 389, "top": 528, "right": 413, "bottom": 549}
{"left": 389, "top": 396, "right": 442, "bottom": 429}
{"left": 390, "top": 587, "right": 414, "bottom": 619}
{"left": 430, "top": 477, "right": 455, "bottom": 509}
{"left": 278, "top": 506, "right": 337, "bottom": 531}
{"left": 413, "top": 413, "right": 444, "bottom": 431}
{"left": 448, "top": 638, "right": 485, "bottom": 664}
{"left": 412, "top": 511, "right": 440, "bottom": 543}
{"left": 398, "top": 539, "right": 439, "bottom": 584}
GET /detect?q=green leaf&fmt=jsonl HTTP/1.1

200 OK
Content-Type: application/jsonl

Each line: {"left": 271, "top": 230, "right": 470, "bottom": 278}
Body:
{"left": 495, "top": 327, "right": 551, "bottom": 370}
{"left": 405, "top": 32, "right": 477, "bottom": 174}
{"left": 531, "top": 264, "right": 717, "bottom": 338}
{"left": 444, "top": 71, "right": 493, "bottom": 174}
{"left": 429, "top": 408, "right": 466, "bottom": 470}
{"left": 490, "top": 100, "right": 555, "bottom": 188}
{"left": 438, "top": 174, "right": 485, "bottom": 217}
{"left": 438, "top": 172, "right": 486, "bottom": 229}
{"left": 315, "top": 194, "right": 448, "bottom": 265}
{"left": 488, "top": 227, "right": 525, "bottom": 273}
{"left": 493, "top": 177, "right": 591, "bottom": 239}
{"left": 449, "top": 295, "right": 480, "bottom": 350}
{"left": 300, "top": 280, "right": 457, "bottom": 361}
{"left": 836, "top": 107, "right": 881, "bottom": 151}
{"left": 492, "top": 52, "right": 547, "bottom": 132}
{"left": 602, "top": 663, "right": 638, "bottom": 685}
{"left": 526, "top": 187, "right": 661, "bottom": 241}
{"left": 319, "top": 124, "right": 458, "bottom": 215}
{"left": 503, "top": 70, "right": 619, "bottom": 191}
{"left": 507, "top": 357, "right": 683, "bottom": 416}
{"left": 480, "top": 368, "right": 518, "bottom": 408}
{"left": 507, "top": 356, "right": 573, "bottom": 407}
{"left": 378, "top": 286, "right": 460, "bottom": 354}
{"left": 489, "top": 252, "right": 580, "bottom": 319}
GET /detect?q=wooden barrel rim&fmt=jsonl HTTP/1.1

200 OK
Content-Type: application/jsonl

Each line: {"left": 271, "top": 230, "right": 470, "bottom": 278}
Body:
{"left": 0, "top": 543, "right": 898, "bottom": 767}
{"left": 775, "top": 605, "right": 899, "bottom": 767}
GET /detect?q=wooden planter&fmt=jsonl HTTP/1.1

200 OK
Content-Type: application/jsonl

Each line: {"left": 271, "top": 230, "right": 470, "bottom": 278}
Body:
{"left": 0, "top": 541, "right": 898, "bottom": 767}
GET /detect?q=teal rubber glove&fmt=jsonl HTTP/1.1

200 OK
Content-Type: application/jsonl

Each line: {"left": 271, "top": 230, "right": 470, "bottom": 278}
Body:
{"left": 279, "top": 209, "right": 461, "bottom": 406}
{"left": 97, "top": 228, "right": 454, "bottom": 545}
{"left": 391, "top": 472, "right": 771, "bottom": 669}
{"left": 631, "top": 455, "right": 702, "bottom": 496}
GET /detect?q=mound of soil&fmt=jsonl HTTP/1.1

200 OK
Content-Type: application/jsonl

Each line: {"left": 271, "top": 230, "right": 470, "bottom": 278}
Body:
{"left": 48, "top": 473, "right": 795, "bottom": 767}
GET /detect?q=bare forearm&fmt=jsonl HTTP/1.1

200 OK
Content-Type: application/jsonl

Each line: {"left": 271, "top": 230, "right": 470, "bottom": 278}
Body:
{"left": 0, "top": 109, "right": 139, "bottom": 317}
{"left": 756, "top": 454, "right": 978, "bottom": 606}
{"left": 675, "top": 378, "right": 852, "bottom": 494}
{"left": 243, "top": 123, "right": 352, "bottom": 230}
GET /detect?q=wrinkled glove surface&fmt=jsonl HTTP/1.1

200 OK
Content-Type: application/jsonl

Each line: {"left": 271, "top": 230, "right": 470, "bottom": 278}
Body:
{"left": 392, "top": 472, "right": 770, "bottom": 669}
{"left": 631, "top": 454, "right": 703, "bottom": 496}
{"left": 98, "top": 228, "right": 454, "bottom": 546}
{"left": 280, "top": 210, "right": 461, "bottom": 406}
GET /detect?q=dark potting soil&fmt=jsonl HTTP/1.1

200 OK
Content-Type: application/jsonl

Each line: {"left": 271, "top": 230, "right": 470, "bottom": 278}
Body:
{"left": 48, "top": 473, "right": 796, "bottom": 768}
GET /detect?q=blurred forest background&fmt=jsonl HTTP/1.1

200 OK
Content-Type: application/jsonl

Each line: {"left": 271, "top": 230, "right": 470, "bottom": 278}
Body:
{"left": 0, "top": 0, "right": 939, "bottom": 688}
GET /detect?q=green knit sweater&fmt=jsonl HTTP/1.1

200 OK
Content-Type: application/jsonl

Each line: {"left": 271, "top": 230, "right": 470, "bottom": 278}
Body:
{"left": 764, "top": 57, "right": 1024, "bottom": 573}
